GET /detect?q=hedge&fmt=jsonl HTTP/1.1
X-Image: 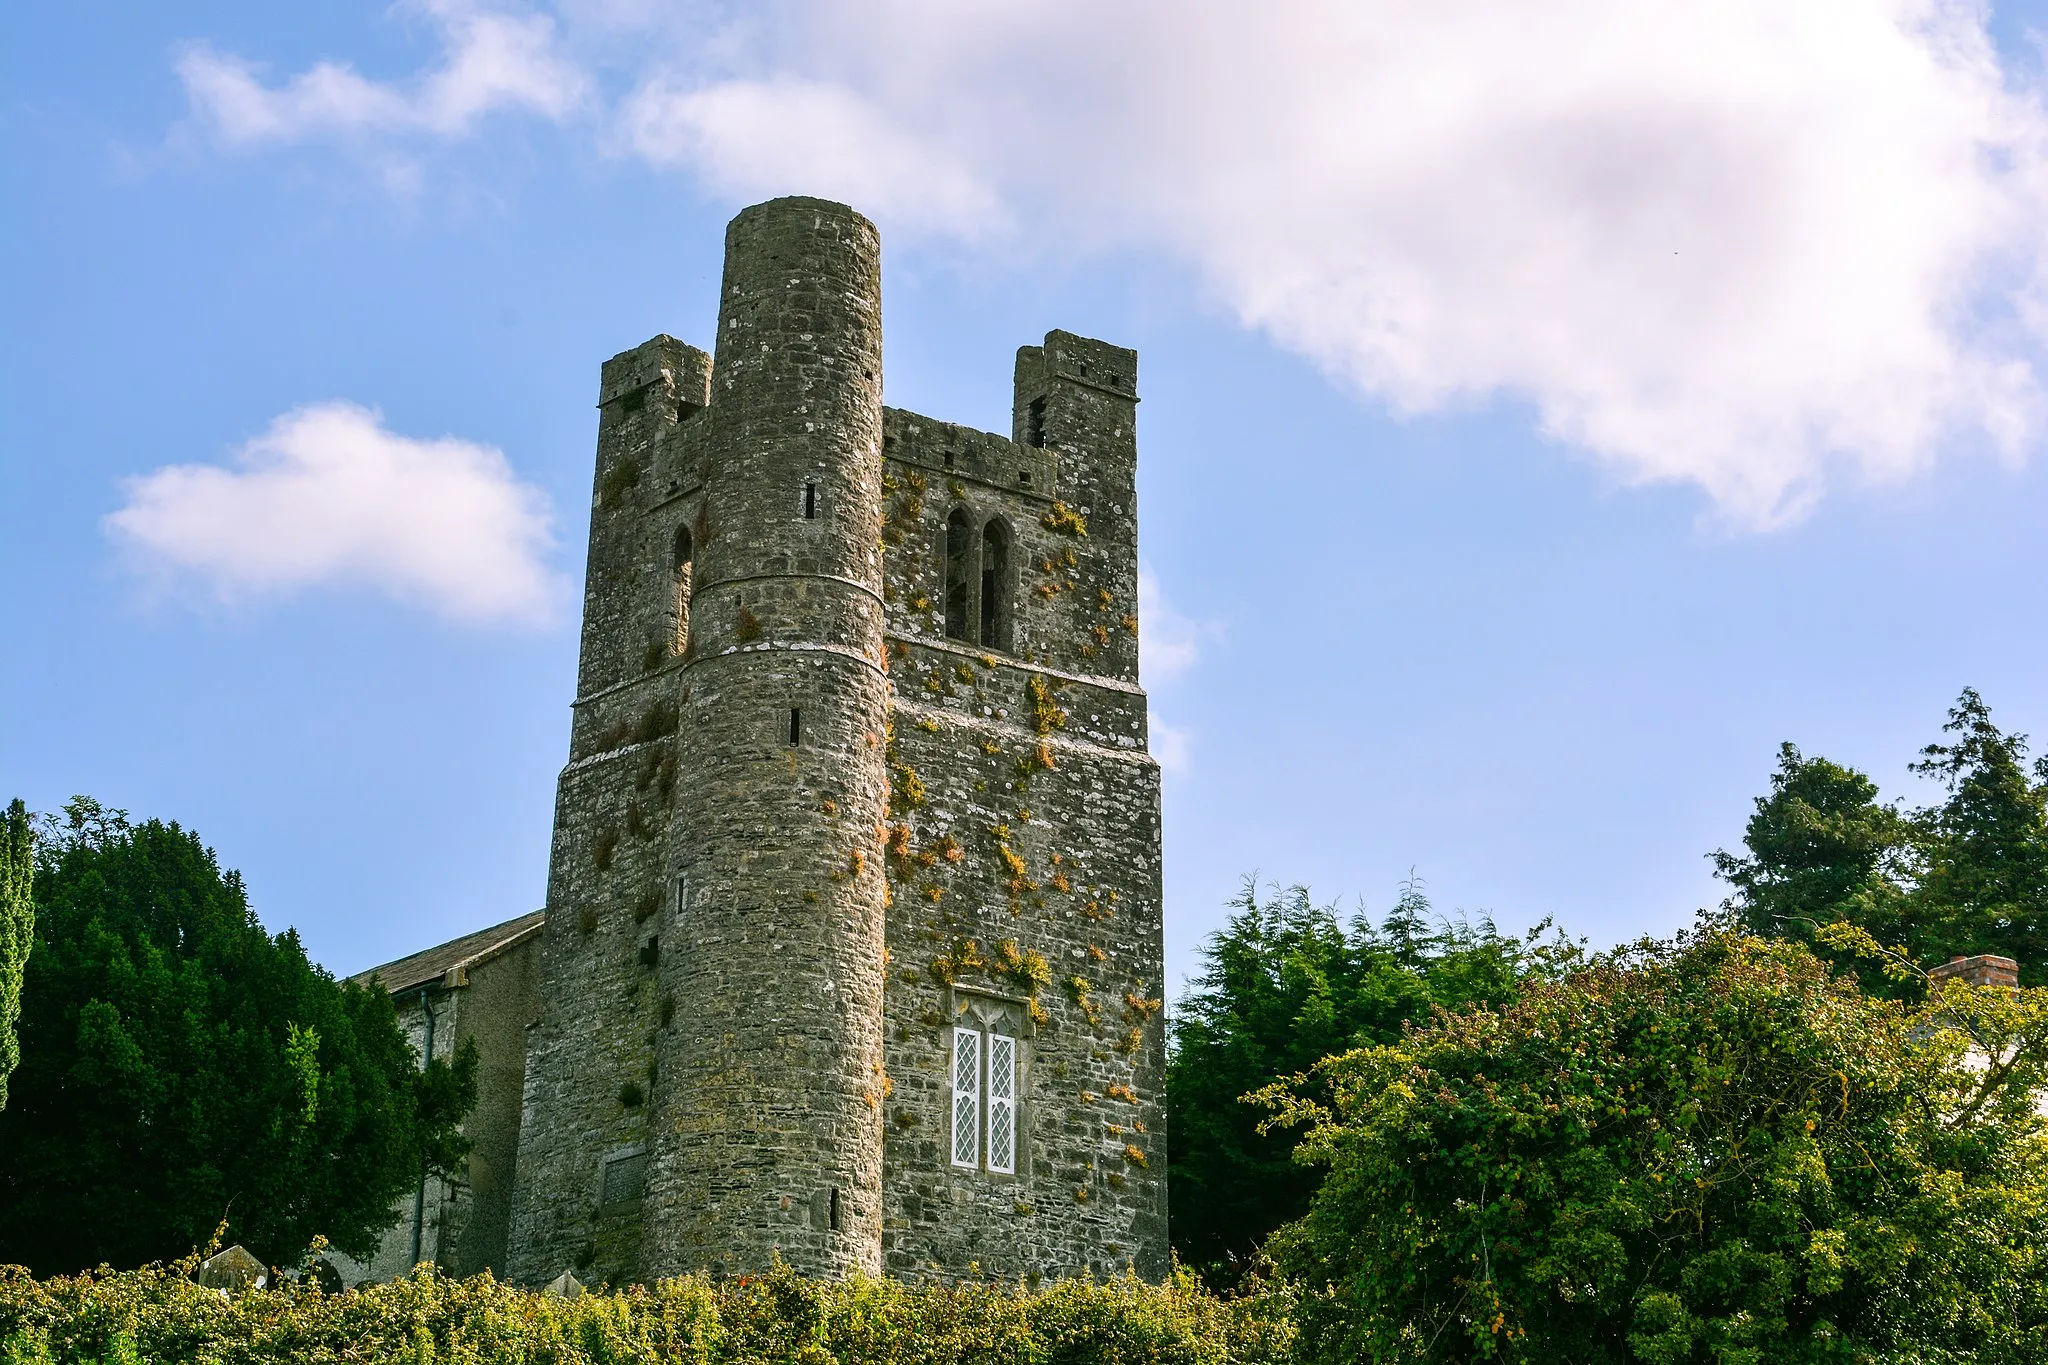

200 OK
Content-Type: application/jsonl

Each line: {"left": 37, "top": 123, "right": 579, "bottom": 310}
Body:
{"left": 0, "top": 1254, "right": 1296, "bottom": 1365}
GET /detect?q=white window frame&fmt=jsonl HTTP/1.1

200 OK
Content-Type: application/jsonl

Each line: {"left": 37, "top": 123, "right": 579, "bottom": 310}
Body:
{"left": 986, "top": 1032, "right": 1016, "bottom": 1175}
{"left": 951, "top": 1027, "right": 981, "bottom": 1169}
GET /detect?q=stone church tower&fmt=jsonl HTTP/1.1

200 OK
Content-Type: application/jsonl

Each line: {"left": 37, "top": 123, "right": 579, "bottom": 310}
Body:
{"left": 504, "top": 196, "right": 1165, "bottom": 1284}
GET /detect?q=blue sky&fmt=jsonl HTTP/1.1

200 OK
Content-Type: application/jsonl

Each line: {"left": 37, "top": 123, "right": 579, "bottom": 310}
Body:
{"left": 8, "top": 0, "right": 2048, "bottom": 994}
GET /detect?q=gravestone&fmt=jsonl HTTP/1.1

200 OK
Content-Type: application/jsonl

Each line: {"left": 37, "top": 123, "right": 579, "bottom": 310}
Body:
{"left": 196, "top": 1245, "right": 267, "bottom": 1292}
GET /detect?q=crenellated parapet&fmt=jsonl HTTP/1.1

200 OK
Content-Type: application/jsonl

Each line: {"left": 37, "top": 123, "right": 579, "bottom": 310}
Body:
{"left": 506, "top": 197, "right": 1164, "bottom": 1289}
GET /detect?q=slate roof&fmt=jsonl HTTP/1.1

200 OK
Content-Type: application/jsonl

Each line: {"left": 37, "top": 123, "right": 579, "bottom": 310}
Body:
{"left": 353, "top": 910, "right": 547, "bottom": 995}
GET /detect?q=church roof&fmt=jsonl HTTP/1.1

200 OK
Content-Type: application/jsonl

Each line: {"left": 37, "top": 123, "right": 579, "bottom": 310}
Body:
{"left": 353, "top": 910, "right": 546, "bottom": 995}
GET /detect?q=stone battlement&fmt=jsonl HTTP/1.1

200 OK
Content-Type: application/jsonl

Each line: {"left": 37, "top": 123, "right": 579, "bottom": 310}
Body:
{"left": 502, "top": 197, "right": 1166, "bottom": 1286}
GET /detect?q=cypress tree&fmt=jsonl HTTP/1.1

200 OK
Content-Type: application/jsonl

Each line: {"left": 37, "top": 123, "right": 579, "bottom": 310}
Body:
{"left": 0, "top": 799, "right": 30, "bottom": 1111}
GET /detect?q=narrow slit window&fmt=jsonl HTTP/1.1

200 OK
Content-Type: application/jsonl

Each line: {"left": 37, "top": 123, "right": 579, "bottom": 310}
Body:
{"left": 1026, "top": 396, "right": 1047, "bottom": 448}
{"left": 828, "top": 1186, "right": 841, "bottom": 1231}
{"left": 986, "top": 1033, "right": 1016, "bottom": 1174}
{"left": 788, "top": 707, "right": 802, "bottom": 747}
{"left": 944, "top": 509, "right": 974, "bottom": 643}
{"left": 804, "top": 481, "right": 818, "bottom": 519}
{"left": 951, "top": 1028, "right": 981, "bottom": 1168}
{"left": 980, "top": 519, "right": 1011, "bottom": 652}
{"left": 671, "top": 526, "right": 695, "bottom": 656}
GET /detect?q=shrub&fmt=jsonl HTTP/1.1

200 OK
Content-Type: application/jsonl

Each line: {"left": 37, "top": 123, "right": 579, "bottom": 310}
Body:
{"left": 0, "top": 1255, "right": 1295, "bottom": 1365}
{"left": 1263, "top": 928, "right": 2048, "bottom": 1364}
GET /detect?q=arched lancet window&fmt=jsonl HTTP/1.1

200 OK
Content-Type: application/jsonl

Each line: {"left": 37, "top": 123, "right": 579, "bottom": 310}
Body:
{"left": 944, "top": 509, "right": 974, "bottom": 642}
{"left": 980, "top": 519, "right": 1011, "bottom": 652}
{"left": 671, "top": 524, "right": 695, "bottom": 656}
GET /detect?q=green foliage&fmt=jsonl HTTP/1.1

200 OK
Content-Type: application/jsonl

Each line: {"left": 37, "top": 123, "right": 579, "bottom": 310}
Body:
{"left": 1909, "top": 688, "right": 2048, "bottom": 975}
{"left": 1716, "top": 690, "right": 2048, "bottom": 987}
{"left": 1262, "top": 929, "right": 2048, "bottom": 1364}
{"left": 0, "top": 799, "right": 477, "bottom": 1274}
{"left": 0, "top": 1257, "right": 1296, "bottom": 1365}
{"left": 0, "top": 799, "right": 32, "bottom": 1111}
{"left": 1711, "top": 743, "right": 1911, "bottom": 955}
{"left": 1166, "top": 879, "right": 1551, "bottom": 1283}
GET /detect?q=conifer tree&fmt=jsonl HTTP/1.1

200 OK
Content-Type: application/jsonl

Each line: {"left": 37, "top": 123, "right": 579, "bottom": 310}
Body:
{"left": 0, "top": 798, "right": 476, "bottom": 1273}
{"left": 1717, "top": 690, "right": 2048, "bottom": 988}
{"left": 0, "top": 798, "right": 31, "bottom": 1111}
{"left": 1167, "top": 879, "right": 1551, "bottom": 1283}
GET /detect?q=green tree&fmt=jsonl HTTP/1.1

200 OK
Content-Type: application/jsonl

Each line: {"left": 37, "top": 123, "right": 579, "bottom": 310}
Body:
{"left": 1167, "top": 879, "right": 1542, "bottom": 1282}
{"left": 0, "top": 800, "right": 32, "bottom": 1111}
{"left": 1264, "top": 928, "right": 2048, "bottom": 1364}
{"left": 1710, "top": 744, "right": 1913, "bottom": 973}
{"left": 1717, "top": 691, "right": 2048, "bottom": 988}
{"left": 1907, "top": 687, "right": 2048, "bottom": 978}
{"left": 0, "top": 798, "right": 475, "bottom": 1274}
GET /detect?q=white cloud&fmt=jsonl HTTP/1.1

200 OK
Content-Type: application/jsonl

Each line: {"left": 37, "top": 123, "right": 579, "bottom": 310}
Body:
{"left": 177, "top": 0, "right": 586, "bottom": 145}
{"left": 1138, "top": 566, "right": 1222, "bottom": 684}
{"left": 1138, "top": 567, "right": 1220, "bottom": 775}
{"left": 602, "top": 0, "right": 2048, "bottom": 524}
{"left": 1150, "top": 718, "right": 1192, "bottom": 776}
{"left": 620, "top": 77, "right": 1003, "bottom": 236}
{"left": 172, "top": 0, "right": 2048, "bottom": 523}
{"left": 107, "top": 403, "right": 559, "bottom": 625}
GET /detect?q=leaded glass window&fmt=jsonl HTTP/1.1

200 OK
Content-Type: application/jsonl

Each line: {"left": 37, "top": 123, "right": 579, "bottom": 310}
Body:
{"left": 951, "top": 1027, "right": 981, "bottom": 1168}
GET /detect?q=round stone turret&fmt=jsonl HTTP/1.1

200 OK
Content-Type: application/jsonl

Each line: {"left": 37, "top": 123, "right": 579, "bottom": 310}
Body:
{"left": 645, "top": 198, "right": 890, "bottom": 1276}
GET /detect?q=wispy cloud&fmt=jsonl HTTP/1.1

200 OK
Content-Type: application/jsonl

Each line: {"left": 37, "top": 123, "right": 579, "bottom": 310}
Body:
{"left": 1137, "top": 567, "right": 1221, "bottom": 775}
{"left": 1150, "top": 718, "right": 1192, "bottom": 776}
{"left": 107, "top": 403, "right": 559, "bottom": 625}
{"left": 620, "top": 77, "right": 1003, "bottom": 237}
{"left": 177, "top": 0, "right": 586, "bottom": 146}
{"left": 1139, "top": 566, "right": 1222, "bottom": 685}
{"left": 171, "top": 0, "right": 2048, "bottom": 525}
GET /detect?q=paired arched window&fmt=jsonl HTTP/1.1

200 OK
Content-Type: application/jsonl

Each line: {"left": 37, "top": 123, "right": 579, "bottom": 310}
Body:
{"left": 941, "top": 509, "right": 1013, "bottom": 651}
{"left": 944, "top": 510, "right": 974, "bottom": 642}
{"left": 671, "top": 524, "right": 694, "bottom": 656}
{"left": 980, "top": 519, "right": 1011, "bottom": 652}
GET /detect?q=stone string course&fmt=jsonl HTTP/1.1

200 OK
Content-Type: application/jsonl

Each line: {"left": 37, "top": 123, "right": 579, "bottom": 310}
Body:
{"left": 504, "top": 196, "right": 1165, "bottom": 1287}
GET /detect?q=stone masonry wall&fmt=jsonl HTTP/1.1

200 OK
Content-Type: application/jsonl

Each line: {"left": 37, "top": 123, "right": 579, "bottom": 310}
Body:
{"left": 872, "top": 337, "right": 1165, "bottom": 1279}
{"left": 644, "top": 198, "right": 891, "bottom": 1280}
{"left": 338, "top": 934, "right": 540, "bottom": 1284}
{"left": 506, "top": 198, "right": 1164, "bottom": 1286}
{"left": 505, "top": 333, "right": 713, "bottom": 1288}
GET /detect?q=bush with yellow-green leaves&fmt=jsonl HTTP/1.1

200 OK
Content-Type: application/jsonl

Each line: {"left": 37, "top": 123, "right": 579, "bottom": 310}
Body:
{"left": 0, "top": 1252, "right": 1296, "bottom": 1365}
